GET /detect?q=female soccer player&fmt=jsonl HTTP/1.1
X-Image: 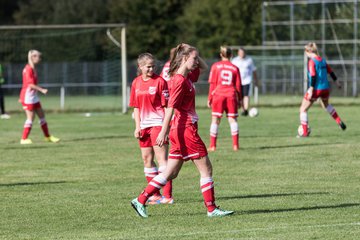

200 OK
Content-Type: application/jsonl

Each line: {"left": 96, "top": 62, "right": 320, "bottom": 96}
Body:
{"left": 129, "top": 53, "right": 173, "bottom": 204}
{"left": 299, "top": 42, "right": 346, "bottom": 137}
{"left": 131, "top": 44, "right": 234, "bottom": 218}
{"left": 208, "top": 46, "right": 242, "bottom": 151}
{"left": 20, "top": 50, "right": 60, "bottom": 144}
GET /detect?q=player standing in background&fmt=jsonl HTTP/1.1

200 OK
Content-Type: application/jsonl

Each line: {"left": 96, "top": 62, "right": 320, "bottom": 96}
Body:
{"left": 131, "top": 43, "right": 234, "bottom": 218}
{"left": 0, "top": 63, "right": 10, "bottom": 119}
{"left": 208, "top": 46, "right": 242, "bottom": 151}
{"left": 231, "top": 47, "right": 258, "bottom": 116}
{"left": 129, "top": 53, "right": 173, "bottom": 204}
{"left": 299, "top": 42, "right": 346, "bottom": 137}
{"left": 19, "top": 50, "right": 60, "bottom": 144}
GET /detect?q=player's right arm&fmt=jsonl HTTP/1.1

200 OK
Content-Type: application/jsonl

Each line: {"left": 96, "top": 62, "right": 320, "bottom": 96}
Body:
{"left": 25, "top": 68, "right": 47, "bottom": 94}
{"left": 156, "top": 76, "right": 186, "bottom": 147}
{"left": 129, "top": 80, "right": 141, "bottom": 139}
{"left": 207, "top": 64, "right": 217, "bottom": 108}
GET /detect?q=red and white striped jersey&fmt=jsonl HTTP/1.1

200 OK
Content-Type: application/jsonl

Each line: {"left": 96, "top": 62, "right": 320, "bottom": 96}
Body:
{"left": 129, "top": 74, "right": 169, "bottom": 129}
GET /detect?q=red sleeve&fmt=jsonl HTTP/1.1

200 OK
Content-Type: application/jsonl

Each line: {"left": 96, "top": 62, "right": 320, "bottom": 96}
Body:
{"left": 129, "top": 80, "right": 138, "bottom": 108}
{"left": 308, "top": 59, "right": 316, "bottom": 77}
{"left": 159, "top": 78, "right": 169, "bottom": 107}
{"left": 326, "top": 64, "right": 333, "bottom": 74}
{"left": 235, "top": 68, "right": 242, "bottom": 99}
{"left": 188, "top": 68, "right": 200, "bottom": 82}
{"left": 208, "top": 65, "right": 217, "bottom": 101}
{"left": 168, "top": 76, "right": 186, "bottom": 109}
{"left": 24, "top": 67, "right": 35, "bottom": 85}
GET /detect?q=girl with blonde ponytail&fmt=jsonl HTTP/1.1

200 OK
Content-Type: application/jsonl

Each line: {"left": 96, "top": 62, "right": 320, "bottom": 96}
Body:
{"left": 19, "top": 50, "right": 60, "bottom": 144}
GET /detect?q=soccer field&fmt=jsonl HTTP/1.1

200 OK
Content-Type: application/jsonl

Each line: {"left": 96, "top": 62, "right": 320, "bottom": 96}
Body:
{"left": 1, "top": 105, "right": 360, "bottom": 239}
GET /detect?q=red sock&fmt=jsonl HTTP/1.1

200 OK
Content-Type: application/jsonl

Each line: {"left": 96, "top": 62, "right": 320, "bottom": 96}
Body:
{"left": 326, "top": 105, "right": 341, "bottom": 124}
{"left": 40, "top": 119, "right": 50, "bottom": 137}
{"left": 144, "top": 167, "right": 160, "bottom": 196}
{"left": 230, "top": 122, "right": 239, "bottom": 148}
{"left": 159, "top": 166, "right": 172, "bottom": 198}
{"left": 22, "top": 120, "right": 32, "bottom": 139}
{"left": 138, "top": 174, "right": 167, "bottom": 205}
{"left": 300, "top": 112, "right": 308, "bottom": 136}
{"left": 232, "top": 134, "right": 239, "bottom": 148}
{"left": 200, "top": 177, "right": 216, "bottom": 212}
{"left": 209, "top": 123, "right": 218, "bottom": 148}
{"left": 331, "top": 112, "right": 341, "bottom": 124}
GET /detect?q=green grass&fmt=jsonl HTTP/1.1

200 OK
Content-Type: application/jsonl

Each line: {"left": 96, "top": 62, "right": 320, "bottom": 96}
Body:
{"left": 3, "top": 95, "right": 360, "bottom": 113}
{"left": 1, "top": 103, "right": 360, "bottom": 239}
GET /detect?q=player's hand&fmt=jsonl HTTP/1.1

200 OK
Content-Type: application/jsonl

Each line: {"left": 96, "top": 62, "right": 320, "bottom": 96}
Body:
{"left": 156, "top": 130, "right": 167, "bottom": 147}
{"left": 336, "top": 81, "right": 342, "bottom": 89}
{"left": 41, "top": 88, "right": 48, "bottom": 95}
{"left": 134, "top": 128, "right": 141, "bottom": 139}
{"left": 307, "top": 87, "right": 313, "bottom": 99}
{"left": 207, "top": 100, "right": 211, "bottom": 108}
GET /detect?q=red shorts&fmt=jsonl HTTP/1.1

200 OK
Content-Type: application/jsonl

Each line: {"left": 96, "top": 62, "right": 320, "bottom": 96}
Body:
{"left": 168, "top": 123, "right": 208, "bottom": 161}
{"left": 304, "top": 89, "right": 330, "bottom": 101}
{"left": 22, "top": 102, "right": 42, "bottom": 111}
{"left": 211, "top": 95, "right": 238, "bottom": 118}
{"left": 139, "top": 126, "right": 168, "bottom": 148}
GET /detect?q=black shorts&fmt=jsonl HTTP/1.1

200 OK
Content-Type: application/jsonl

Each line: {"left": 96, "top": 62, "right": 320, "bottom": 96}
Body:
{"left": 241, "top": 84, "right": 250, "bottom": 97}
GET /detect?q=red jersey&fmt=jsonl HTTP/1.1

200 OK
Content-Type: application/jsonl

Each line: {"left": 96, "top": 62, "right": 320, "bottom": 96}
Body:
{"left": 161, "top": 61, "right": 201, "bottom": 94}
{"left": 160, "top": 61, "right": 171, "bottom": 82}
{"left": 129, "top": 74, "right": 169, "bottom": 129}
{"left": 168, "top": 74, "right": 198, "bottom": 128}
{"left": 208, "top": 60, "right": 242, "bottom": 102}
{"left": 20, "top": 64, "right": 40, "bottom": 104}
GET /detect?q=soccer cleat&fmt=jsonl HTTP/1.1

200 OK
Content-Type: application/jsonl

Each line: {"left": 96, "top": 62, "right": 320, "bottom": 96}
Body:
{"left": 241, "top": 110, "right": 248, "bottom": 117}
{"left": 339, "top": 121, "right": 347, "bottom": 131}
{"left": 207, "top": 208, "right": 234, "bottom": 217}
{"left": 0, "top": 114, "right": 11, "bottom": 120}
{"left": 208, "top": 146, "right": 216, "bottom": 152}
{"left": 20, "top": 139, "right": 33, "bottom": 145}
{"left": 45, "top": 135, "right": 60, "bottom": 143}
{"left": 131, "top": 198, "right": 148, "bottom": 218}
{"left": 147, "top": 194, "right": 162, "bottom": 205}
{"left": 233, "top": 145, "right": 239, "bottom": 151}
{"left": 159, "top": 196, "right": 174, "bottom": 204}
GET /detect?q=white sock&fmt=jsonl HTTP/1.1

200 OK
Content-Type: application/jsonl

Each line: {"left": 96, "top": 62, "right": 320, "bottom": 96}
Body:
{"left": 210, "top": 123, "right": 218, "bottom": 137}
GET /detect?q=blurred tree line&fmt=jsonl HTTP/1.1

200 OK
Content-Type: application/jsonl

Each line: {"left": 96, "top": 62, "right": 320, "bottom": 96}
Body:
{"left": 0, "top": 0, "right": 262, "bottom": 60}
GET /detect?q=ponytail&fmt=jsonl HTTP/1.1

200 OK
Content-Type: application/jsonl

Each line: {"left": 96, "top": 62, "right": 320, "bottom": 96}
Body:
{"left": 169, "top": 43, "right": 197, "bottom": 77}
{"left": 220, "top": 45, "right": 232, "bottom": 59}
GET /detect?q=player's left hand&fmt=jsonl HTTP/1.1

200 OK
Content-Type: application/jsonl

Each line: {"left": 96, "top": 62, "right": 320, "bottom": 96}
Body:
{"left": 207, "top": 100, "right": 211, "bottom": 108}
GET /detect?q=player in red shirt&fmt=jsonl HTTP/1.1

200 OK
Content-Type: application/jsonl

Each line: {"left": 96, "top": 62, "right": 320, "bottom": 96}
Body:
{"left": 19, "top": 50, "right": 60, "bottom": 145}
{"left": 129, "top": 53, "right": 173, "bottom": 204}
{"left": 207, "top": 46, "right": 242, "bottom": 151}
{"left": 131, "top": 44, "right": 234, "bottom": 218}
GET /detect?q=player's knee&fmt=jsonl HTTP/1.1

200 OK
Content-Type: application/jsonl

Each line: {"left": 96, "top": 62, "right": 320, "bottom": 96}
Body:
{"left": 39, "top": 118, "right": 47, "bottom": 125}
{"left": 142, "top": 154, "right": 153, "bottom": 165}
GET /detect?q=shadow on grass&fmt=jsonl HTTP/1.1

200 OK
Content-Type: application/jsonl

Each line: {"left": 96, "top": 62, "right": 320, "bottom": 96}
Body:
{"left": 64, "top": 135, "right": 130, "bottom": 142}
{"left": 218, "top": 192, "right": 329, "bottom": 201}
{"left": 241, "top": 203, "right": 360, "bottom": 215}
{"left": 244, "top": 142, "right": 342, "bottom": 150}
{"left": 0, "top": 181, "right": 68, "bottom": 187}
{"left": 4, "top": 145, "right": 65, "bottom": 150}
